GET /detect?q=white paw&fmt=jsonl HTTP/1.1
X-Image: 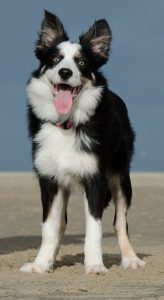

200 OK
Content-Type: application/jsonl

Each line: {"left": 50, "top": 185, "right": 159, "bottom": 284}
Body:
{"left": 19, "top": 262, "right": 54, "bottom": 273}
{"left": 121, "top": 256, "right": 146, "bottom": 270}
{"left": 85, "top": 264, "right": 108, "bottom": 275}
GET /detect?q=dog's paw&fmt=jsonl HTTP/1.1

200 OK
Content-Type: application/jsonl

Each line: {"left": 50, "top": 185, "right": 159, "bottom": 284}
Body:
{"left": 121, "top": 256, "right": 146, "bottom": 270}
{"left": 19, "top": 262, "right": 54, "bottom": 273}
{"left": 85, "top": 264, "right": 108, "bottom": 275}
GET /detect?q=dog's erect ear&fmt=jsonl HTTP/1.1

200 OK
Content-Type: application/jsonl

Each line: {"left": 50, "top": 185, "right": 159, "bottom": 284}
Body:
{"left": 35, "top": 10, "right": 68, "bottom": 60}
{"left": 79, "top": 19, "right": 112, "bottom": 67}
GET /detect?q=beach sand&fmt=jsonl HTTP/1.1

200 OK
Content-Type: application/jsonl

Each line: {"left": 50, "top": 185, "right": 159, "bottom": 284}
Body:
{"left": 0, "top": 172, "right": 164, "bottom": 299}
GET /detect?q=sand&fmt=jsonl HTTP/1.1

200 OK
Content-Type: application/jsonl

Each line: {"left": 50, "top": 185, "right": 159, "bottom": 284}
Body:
{"left": 0, "top": 172, "right": 164, "bottom": 299}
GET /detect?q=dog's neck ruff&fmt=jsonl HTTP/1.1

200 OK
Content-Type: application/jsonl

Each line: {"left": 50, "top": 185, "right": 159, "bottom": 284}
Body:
{"left": 55, "top": 119, "right": 73, "bottom": 130}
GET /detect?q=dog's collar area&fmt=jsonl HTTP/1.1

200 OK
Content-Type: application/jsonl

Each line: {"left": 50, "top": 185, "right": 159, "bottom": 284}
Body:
{"left": 55, "top": 120, "right": 73, "bottom": 130}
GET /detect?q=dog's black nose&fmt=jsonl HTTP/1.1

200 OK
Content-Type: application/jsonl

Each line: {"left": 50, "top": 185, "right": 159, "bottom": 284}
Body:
{"left": 58, "top": 68, "right": 73, "bottom": 80}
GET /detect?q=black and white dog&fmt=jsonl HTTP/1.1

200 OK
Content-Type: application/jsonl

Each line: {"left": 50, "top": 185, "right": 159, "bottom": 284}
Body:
{"left": 20, "top": 10, "right": 145, "bottom": 274}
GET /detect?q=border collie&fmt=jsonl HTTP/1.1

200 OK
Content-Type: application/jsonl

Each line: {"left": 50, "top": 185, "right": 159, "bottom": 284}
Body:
{"left": 20, "top": 10, "right": 146, "bottom": 274}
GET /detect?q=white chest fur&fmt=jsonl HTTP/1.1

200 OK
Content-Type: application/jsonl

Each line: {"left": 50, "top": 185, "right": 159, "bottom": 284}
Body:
{"left": 34, "top": 123, "right": 98, "bottom": 186}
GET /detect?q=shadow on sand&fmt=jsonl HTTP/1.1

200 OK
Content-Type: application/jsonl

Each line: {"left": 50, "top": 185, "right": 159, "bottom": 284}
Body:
{"left": 0, "top": 232, "right": 115, "bottom": 255}
{"left": 0, "top": 234, "right": 150, "bottom": 269}
{"left": 55, "top": 252, "right": 150, "bottom": 269}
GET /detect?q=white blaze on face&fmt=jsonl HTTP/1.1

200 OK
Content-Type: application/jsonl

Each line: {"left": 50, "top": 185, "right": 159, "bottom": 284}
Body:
{"left": 45, "top": 41, "right": 83, "bottom": 115}
{"left": 46, "top": 41, "right": 82, "bottom": 87}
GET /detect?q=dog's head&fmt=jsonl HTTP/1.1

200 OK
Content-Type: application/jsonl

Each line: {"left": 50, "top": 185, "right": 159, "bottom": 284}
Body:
{"left": 28, "top": 10, "right": 112, "bottom": 124}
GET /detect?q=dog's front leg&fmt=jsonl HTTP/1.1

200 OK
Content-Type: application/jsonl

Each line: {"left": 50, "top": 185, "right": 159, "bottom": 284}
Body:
{"left": 83, "top": 177, "right": 108, "bottom": 275}
{"left": 20, "top": 178, "right": 69, "bottom": 273}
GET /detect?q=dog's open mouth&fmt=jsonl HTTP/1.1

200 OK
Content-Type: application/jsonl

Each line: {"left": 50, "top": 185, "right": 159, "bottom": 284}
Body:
{"left": 52, "top": 83, "right": 82, "bottom": 115}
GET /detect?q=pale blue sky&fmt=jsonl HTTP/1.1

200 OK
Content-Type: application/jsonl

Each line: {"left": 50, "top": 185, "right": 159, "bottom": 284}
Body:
{"left": 0, "top": 0, "right": 164, "bottom": 171}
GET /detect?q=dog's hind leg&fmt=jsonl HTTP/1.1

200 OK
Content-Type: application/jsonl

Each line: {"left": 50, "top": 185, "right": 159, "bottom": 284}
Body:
{"left": 112, "top": 175, "right": 146, "bottom": 269}
{"left": 20, "top": 177, "right": 69, "bottom": 273}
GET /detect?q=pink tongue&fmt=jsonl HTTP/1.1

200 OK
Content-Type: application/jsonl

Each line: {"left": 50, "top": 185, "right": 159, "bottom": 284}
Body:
{"left": 54, "top": 90, "right": 73, "bottom": 114}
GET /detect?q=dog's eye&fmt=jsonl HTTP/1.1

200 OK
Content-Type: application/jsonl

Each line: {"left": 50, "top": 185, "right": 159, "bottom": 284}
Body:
{"left": 78, "top": 60, "right": 85, "bottom": 66}
{"left": 54, "top": 57, "right": 60, "bottom": 63}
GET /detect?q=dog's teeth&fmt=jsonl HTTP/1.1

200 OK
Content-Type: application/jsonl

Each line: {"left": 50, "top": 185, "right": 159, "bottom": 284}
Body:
{"left": 71, "top": 88, "right": 76, "bottom": 97}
